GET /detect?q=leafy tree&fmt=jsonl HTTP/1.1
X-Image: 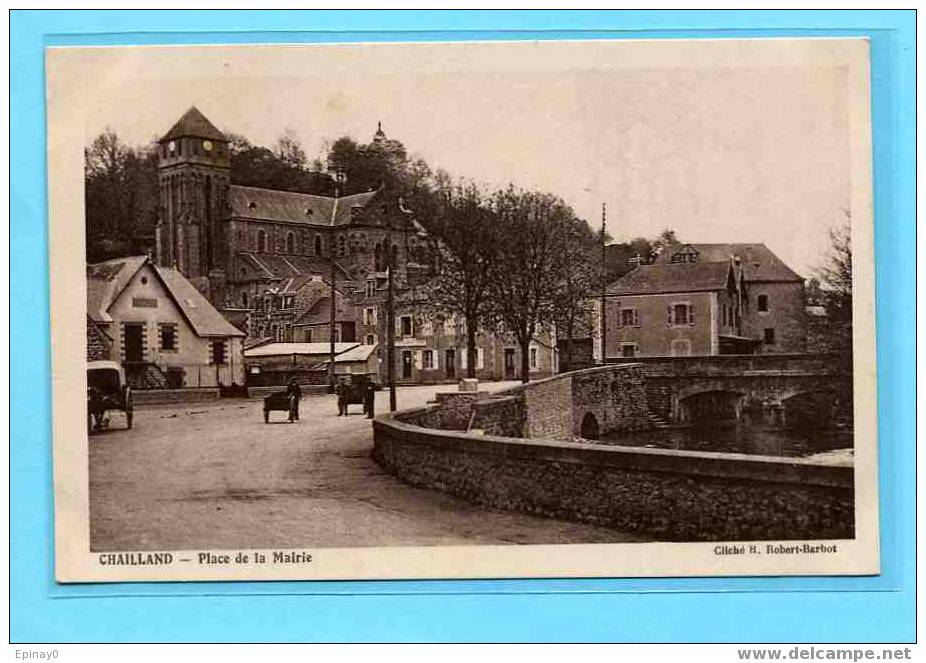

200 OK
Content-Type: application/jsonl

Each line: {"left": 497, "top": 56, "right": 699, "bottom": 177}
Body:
{"left": 553, "top": 216, "right": 601, "bottom": 371}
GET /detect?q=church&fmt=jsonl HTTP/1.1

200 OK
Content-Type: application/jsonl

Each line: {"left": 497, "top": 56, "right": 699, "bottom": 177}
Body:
{"left": 153, "top": 107, "right": 558, "bottom": 384}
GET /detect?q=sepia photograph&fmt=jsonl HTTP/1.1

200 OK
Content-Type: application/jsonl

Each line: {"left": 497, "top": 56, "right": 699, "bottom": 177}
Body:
{"left": 46, "top": 38, "right": 878, "bottom": 582}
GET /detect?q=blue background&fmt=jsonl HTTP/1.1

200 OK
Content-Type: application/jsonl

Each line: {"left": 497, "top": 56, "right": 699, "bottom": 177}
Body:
{"left": 10, "top": 10, "right": 916, "bottom": 643}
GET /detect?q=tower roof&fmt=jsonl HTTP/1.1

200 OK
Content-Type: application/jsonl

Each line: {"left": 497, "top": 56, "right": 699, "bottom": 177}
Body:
{"left": 373, "top": 121, "right": 386, "bottom": 143}
{"left": 160, "top": 106, "right": 227, "bottom": 143}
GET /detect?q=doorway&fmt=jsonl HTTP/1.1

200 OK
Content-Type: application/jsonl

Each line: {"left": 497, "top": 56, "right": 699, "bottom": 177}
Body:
{"left": 123, "top": 323, "right": 144, "bottom": 362}
{"left": 445, "top": 349, "right": 455, "bottom": 379}
{"left": 401, "top": 351, "right": 413, "bottom": 379}
{"left": 504, "top": 348, "right": 516, "bottom": 379}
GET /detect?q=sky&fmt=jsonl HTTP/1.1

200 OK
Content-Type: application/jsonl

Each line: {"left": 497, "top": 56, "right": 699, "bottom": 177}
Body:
{"left": 57, "top": 39, "right": 865, "bottom": 277}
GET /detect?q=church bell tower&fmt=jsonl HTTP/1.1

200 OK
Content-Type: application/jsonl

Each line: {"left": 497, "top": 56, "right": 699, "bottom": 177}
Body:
{"left": 155, "top": 106, "right": 231, "bottom": 304}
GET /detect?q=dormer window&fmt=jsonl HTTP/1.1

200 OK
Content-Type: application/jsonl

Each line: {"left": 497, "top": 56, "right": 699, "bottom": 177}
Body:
{"left": 305, "top": 208, "right": 314, "bottom": 217}
{"left": 670, "top": 246, "right": 699, "bottom": 264}
{"left": 248, "top": 201, "right": 257, "bottom": 210}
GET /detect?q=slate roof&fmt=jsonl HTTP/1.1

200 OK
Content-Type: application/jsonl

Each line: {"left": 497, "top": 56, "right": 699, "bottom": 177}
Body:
{"left": 86, "top": 255, "right": 243, "bottom": 337}
{"left": 656, "top": 243, "right": 803, "bottom": 282}
{"left": 293, "top": 292, "right": 355, "bottom": 326}
{"left": 160, "top": 106, "right": 227, "bottom": 143}
{"left": 239, "top": 251, "right": 351, "bottom": 282}
{"left": 230, "top": 185, "right": 378, "bottom": 227}
{"left": 86, "top": 256, "right": 148, "bottom": 323}
{"left": 607, "top": 262, "right": 734, "bottom": 296}
{"left": 153, "top": 265, "right": 244, "bottom": 337}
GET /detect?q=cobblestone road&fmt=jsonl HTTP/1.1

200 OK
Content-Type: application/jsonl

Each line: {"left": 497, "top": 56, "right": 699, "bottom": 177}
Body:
{"left": 89, "top": 383, "right": 638, "bottom": 551}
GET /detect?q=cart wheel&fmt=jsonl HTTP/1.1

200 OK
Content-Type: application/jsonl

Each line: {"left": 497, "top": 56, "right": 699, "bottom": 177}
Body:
{"left": 126, "top": 408, "right": 133, "bottom": 430}
{"left": 264, "top": 409, "right": 269, "bottom": 423}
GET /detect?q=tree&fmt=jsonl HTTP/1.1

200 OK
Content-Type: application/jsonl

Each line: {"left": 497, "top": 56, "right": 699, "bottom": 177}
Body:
{"left": 424, "top": 181, "right": 500, "bottom": 378}
{"left": 84, "top": 128, "right": 159, "bottom": 262}
{"left": 488, "top": 187, "right": 574, "bottom": 383}
{"left": 814, "top": 216, "right": 853, "bottom": 369}
{"left": 553, "top": 216, "right": 601, "bottom": 371}
{"left": 274, "top": 128, "right": 308, "bottom": 170}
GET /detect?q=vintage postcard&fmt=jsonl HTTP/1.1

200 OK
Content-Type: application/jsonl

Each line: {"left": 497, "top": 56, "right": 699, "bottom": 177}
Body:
{"left": 47, "top": 38, "right": 877, "bottom": 582}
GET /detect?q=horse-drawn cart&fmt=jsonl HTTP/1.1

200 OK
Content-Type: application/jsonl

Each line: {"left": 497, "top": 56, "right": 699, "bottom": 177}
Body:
{"left": 263, "top": 391, "right": 298, "bottom": 423}
{"left": 87, "top": 360, "right": 133, "bottom": 434}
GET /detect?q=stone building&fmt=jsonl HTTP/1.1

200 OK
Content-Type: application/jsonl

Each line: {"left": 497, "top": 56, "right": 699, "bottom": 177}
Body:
{"left": 605, "top": 243, "right": 806, "bottom": 357}
{"left": 87, "top": 255, "right": 245, "bottom": 388}
{"left": 152, "top": 107, "right": 557, "bottom": 384}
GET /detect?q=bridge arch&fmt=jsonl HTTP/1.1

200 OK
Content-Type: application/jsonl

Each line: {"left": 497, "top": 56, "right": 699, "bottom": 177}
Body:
{"left": 579, "top": 413, "right": 600, "bottom": 440}
{"left": 676, "top": 389, "right": 746, "bottom": 423}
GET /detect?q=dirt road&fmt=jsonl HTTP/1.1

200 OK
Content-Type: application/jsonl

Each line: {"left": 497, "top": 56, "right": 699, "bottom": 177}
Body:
{"left": 89, "top": 384, "right": 638, "bottom": 551}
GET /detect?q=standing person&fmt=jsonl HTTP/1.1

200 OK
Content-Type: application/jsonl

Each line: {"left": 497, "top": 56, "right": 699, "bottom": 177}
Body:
{"left": 364, "top": 380, "right": 376, "bottom": 419}
{"left": 286, "top": 378, "right": 302, "bottom": 422}
{"left": 336, "top": 378, "right": 348, "bottom": 416}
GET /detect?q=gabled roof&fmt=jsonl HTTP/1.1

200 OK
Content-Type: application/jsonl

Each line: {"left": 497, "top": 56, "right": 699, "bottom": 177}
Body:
{"left": 656, "top": 243, "right": 803, "bottom": 282}
{"left": 160, "top": 106, "right": 226, "bottom": 143}
{"left": 230, "top": 185, "right": 378, "bottom": 227}
{"left": 607, "top": 261, "right": 735, "bottom": 297}
{"left": 87, "top": 255, "right": 243, "bottom": 337}
{"left": 87, "top": 256, "right": 149, "bottom": 323}
{"left": 293, "top": 291, "right": 355, "bottom": 326}
{"left": 153, "top": 265, "right": 244, "bottom": 337}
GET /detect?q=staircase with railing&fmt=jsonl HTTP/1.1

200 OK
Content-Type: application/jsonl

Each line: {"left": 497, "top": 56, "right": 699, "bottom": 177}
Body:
{"left": 124, "top": 362, "right": 171, "bottom": 390}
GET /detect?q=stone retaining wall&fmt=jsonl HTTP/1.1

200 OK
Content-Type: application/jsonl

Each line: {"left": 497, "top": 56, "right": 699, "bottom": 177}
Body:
{"left": 372, "top": 414, "right": 854, "bottom": 541}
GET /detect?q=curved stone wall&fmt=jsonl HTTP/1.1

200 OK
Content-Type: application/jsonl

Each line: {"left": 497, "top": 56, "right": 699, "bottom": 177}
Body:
{"left": 373, "top": 409, "right": 854, "bottom": 541}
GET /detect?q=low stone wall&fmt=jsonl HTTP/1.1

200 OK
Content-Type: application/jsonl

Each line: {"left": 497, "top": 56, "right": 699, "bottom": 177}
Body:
{"left": 404, "top": 364, "right": 650, "bottom": 441}
{"left": 372, "top": 415, "right": 854, "bottom": 541}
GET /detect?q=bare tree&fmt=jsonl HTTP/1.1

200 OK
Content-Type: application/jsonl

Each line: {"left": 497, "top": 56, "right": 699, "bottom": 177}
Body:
{"left": 488, "top": 187, "right": 573, "bottom": 383}
{"left": 815, "top": 214, "right": 853, "bottom": 369}
{"left": 424, "top": 181, "right": 500, "bottom": 378}
{"left": 553, "top": 216, "right": 601, "bottom": 371}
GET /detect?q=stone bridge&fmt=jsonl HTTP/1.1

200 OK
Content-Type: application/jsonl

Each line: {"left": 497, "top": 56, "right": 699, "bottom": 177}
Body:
{"left": 607, "top": 354, "right": 848, "bottom": 426}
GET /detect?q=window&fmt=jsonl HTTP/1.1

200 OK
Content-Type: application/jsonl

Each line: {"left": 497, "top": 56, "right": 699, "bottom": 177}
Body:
{"left": 757, "top": 294, "right": 769, "bottom": 313}
{"left": 257, "top": 229, "right": 266, "bottom": 252}
{"left": 365, "top": 280, "right": 376, "bottom": 298}
{"left": 529, "top": 346, "right": 538, "bottom": 369}
{"left": 400, "top": 315, "right": 413, "bottom": 337}
{"left": 670, "top": 339, "right": 691, "bottom": 357}
{"left": 422, "top": 349, "right": 435, "bottom": 370}
{"left": 211, "top": 339, "right": 227, "bottom": 365}
{"left": 158, "top": 323, "right": 178, "bottom": 351}
{"left": 314, "top": 235, "right": 323, "bottom": 256}
{"left": 619, "top": 307, "right": 640, "bottom": 328}
{"left": 763, "top": 328, "right": 776, "bottom": 345}
{"left": 668, "top": 302, "right": 693, "bottom": 327}
{"left": 365, "top": 334, "right": 375, "bottom": 346}
{"left": 282, "top": 296, "right": 293, "bottom": 309}
{"left": 363, "top": 307, "right": 376, "bottom": 326}
{"left": 305, "top": 329, "right": 314, "bottom": 342}
{"left": 286, "top": 232, "right": 296, "bottom": 253}
{"left": 241, "top": 292, "right": 248, "bottom": 308}
{"left": 621, "top": 343, "right": 637, "bottom": 358}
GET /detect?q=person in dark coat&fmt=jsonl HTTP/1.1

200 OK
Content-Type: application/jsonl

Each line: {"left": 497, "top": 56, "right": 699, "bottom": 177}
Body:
{"left": 335, "top": 378, "right": 348, "bottom": 416}
{"left": 364, "top": 380, "right": 376, "bottom": 419}
{"left": 286, "top": 379, "right": 302, "bottom": 422}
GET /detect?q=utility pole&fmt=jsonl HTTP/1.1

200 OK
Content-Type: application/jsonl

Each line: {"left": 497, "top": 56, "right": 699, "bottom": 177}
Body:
{"left": 600, "top": 202, "right": 608, "bottom": 364}
{"left": 328, "top": 184, "right": 339, "bottom": 393}
{"left": 386, "top": 253, "right": 397, "bottom": 412}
